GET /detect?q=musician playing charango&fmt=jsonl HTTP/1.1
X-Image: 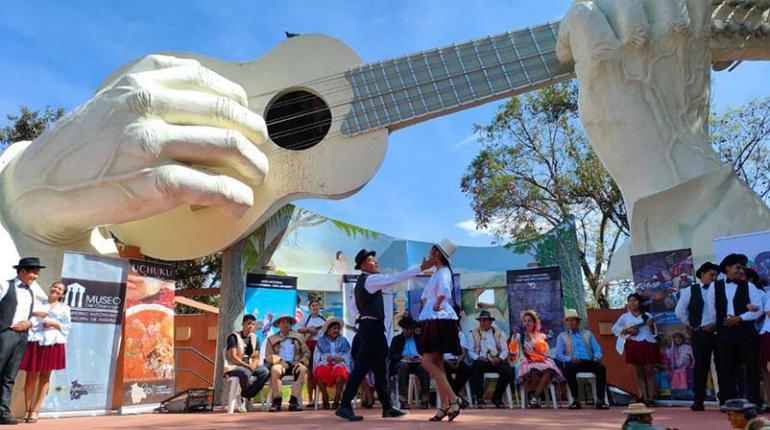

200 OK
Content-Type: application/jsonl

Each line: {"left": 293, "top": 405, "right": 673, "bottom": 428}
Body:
{"left": 612, "top": 294, "right": 659, "bottom": 407}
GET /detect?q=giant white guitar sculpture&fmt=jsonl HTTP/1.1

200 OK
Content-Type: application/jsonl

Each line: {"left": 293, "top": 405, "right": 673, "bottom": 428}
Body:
{"left": 1, "top": 0, "right": 769, "bottom": 283}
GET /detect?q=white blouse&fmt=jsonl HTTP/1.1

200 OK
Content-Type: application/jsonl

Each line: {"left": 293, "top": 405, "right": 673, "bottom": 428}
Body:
{"left": 760, "top": 291, "right": 770, "bottom": 335}
{"left": 418, "top": 267, "right": 458, "bottom": 321}
{"left": 611, "top": 311, "right": 657, "bottom": 344}
{"left": 28, "top": 301, "right": 72, "bottom": 346}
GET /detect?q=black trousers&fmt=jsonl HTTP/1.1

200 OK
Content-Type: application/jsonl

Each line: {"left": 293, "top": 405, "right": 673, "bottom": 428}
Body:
{"left": 690, "top": 329, "right": 716, "bottom": 404}
{"left": 0, "top": 330, "right": 27, "bottom": 418}
{"left": 339, "top": 320, "right": 392, "bottom": 410}
{"left": 444, "top": 361, "right": 471, "bottom": 397}
{"left": 395, "top": 361, "right": 429, "bottom": 398}
{"left": 562, "top": 360, "right": 606, "bottom": 403}
{"left": 470, "top": 359, "right": 513, "bottom": 402}
{"left": 716, "top": 324, "right": 759, "bottom": 404}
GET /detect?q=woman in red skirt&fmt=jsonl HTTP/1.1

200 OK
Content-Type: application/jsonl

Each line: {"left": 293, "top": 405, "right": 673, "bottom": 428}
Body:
{"left": 21, "top": 282, "right": 71, "bottom": 423}
{"left": 612, "top": 293, "right": 658, "bottom": 406}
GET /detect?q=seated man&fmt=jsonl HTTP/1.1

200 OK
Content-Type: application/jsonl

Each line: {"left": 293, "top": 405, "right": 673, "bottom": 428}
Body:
{"left": 389, "top": 315, "right": 430, "bottom": 409}
{"left": 223, "top": 314, "right": 270, "bottom": 411}
{"left": 443, "top": 318, "right": 471, "bottom": 408}
{"left": 468, "top": 310, "right": 513, "bottom": 408}
{"left": 265, "top": 314, "right": 311, "bottom": 412}
{"left": 554, "top": 309, "right": 609, "bottom": 410}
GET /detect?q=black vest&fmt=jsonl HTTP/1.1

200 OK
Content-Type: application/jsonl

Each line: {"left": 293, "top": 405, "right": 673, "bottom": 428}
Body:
{"left": 715, "top": 279, "right": 749, "bottom": 325}
{"left": 354, "top": 273, "right": 384, "bottom": 321}
{"left": 0, "top": 280, "right": 32, "bottom": 332}
{"left": 688, "top": 285, "right": 705, "bottom": 328}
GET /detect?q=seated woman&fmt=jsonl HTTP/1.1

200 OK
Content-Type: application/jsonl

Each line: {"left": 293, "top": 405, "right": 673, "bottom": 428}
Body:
{"left": 313, "top": 317, "right": 351, "bottom": 409}
{"left": 509, "top": 310, "right": 564, "bottom": 408}
{"left": 21, "top": 282, "right": 71, "bottom": 423}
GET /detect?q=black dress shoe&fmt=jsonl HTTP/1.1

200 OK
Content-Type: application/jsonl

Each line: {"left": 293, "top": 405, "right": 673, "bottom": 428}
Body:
{"left": 288, "top": 396, "right": 302, "bottom": 412}
{"left": 595, "top": 402, "right": 609, "bottom": 410}
{"left": 476, "top": 399, "right": 487, "bottom": 409}
{"left": 492, "top": 399, "right": 505, "bottom": 409}
{"left": 269, "top": 398, "right": 282, "bottom": 412}
{"left": 382, "top": 407, "right": 408, "bottom": 418}
{"left": 568, "top": 402, "right": 582, "bottom": 410}
{"left": 690, "top": 402, "right": 705, "bottom": 412}
{"left": 335, "top": 407, "right": 364, "bottom": 421}
{"left": 0, "top": 416, "right": 19, "bottom": 425}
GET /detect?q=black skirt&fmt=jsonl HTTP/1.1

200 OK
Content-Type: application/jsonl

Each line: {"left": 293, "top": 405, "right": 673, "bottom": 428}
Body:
{"left": 418, "top": 319, "right": 461, "bottom": 354}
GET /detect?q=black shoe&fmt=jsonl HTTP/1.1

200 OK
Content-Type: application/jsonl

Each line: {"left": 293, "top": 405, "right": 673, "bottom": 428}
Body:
{"left": 335, "top": 406, "right": 363, "bottom": 421}
{"left": 568, "top": 401, "right": 582, "bottom": 410}
{"left": 382, "top": 407, "right": 408, "bottom": 418}
{"left": 595, "top": 401, "right": 609, "bottom": 410}
{"left": 288, "top": 396, "right": 302, "bottom": 412}
{"left": 0, "top": 417, "right": 18, "bottom": 425}
{"left": 476, "top": 399, "right": 486, "bottom": 409}
{"left": 690, "top": 402, "right": 705, "bottom": 412}
{"left": 491, "top": 399, "right": 505, "bottom": 409}
{"left": 269, "top": 398, "right": 282, "bottom": 412}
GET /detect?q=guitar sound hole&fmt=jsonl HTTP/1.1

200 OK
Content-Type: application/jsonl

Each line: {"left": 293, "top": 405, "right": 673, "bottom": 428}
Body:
{"left": 265, "top": 90, "right": 331, "bottom": 151}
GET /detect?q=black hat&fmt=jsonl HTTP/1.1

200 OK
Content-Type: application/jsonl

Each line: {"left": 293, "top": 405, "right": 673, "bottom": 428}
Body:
{"left": 13, "top": 257, "right": 46, "bottom": 270}
{"left": 719, "top": 253, "right": 749, "bottom": 273}
{"left": 398, "top": 315, "right": 418, "bottom": 329}
{"left": 721, "top": 398, "right": 757, "bottom": 414}
{"left": 475, "top": 310, "right": 495, "bottom": 321}
{"left": 695, "top": 262, "right": 720, "bottom": 279}
{"left": 354, "top": 249, "right": 376, "bottom": 270}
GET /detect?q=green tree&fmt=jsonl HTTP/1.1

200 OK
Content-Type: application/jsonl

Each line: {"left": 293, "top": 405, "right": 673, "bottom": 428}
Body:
{"left": 0, "top": 105, "right": 64, "bottom": 148}
{"left": 461, "top": 83, "right": 627, "bottom": 308}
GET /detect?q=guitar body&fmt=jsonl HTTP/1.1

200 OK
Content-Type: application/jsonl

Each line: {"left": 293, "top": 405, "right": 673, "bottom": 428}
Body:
{"left": 99, "top": 35, "right": 388, "bottom": 260}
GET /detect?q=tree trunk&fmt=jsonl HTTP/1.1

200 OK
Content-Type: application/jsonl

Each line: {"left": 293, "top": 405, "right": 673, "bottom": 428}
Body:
{"left": 213, "top": 237, "right": 248, "bottom": 405}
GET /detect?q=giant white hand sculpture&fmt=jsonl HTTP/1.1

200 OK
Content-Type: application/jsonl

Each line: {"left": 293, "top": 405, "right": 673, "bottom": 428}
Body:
{"left": 0, "top": 55, "right": 269, "bottom": 282}
{"left": 557, "top": 0, "right": 770, "bottom": 278}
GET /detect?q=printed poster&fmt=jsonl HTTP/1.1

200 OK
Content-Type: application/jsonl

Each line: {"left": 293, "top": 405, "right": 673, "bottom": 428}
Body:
{"left": 244, "top": 274, "right": 297, "bottom": 342}
{"left": 506, "top": 267, "right": 563, "bottom": 345}
{"left": 121, "top": 260, "right": 176, "bottom": 409}
{"left": 42, "top": 252, "right": 128, "bottom": 413}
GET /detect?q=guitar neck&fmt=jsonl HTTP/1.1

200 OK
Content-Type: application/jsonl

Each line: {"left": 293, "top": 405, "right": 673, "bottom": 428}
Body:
{"left": 340, "top": 0, "right": 770, "bottom": 136}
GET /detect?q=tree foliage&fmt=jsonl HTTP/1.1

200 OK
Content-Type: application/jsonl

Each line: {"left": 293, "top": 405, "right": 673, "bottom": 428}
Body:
{"left": 460, "top": 83, "right": 627, "bottom": 308}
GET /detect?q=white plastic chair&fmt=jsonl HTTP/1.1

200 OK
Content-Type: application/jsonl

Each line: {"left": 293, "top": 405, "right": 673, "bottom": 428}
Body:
{"left": 436, "top": 379, "right": 473, "bottom": 409}
{"left": 471, "top": 373, "right": 514, "bottom": 409}
{"left": 519, "top": 381, "right": 558, "bottom": 410}
{"left": 224, "top": 375, "right": 247, "bottom": 413}
{"left": 565, "top": 372, "right": 609, "bottom": 405}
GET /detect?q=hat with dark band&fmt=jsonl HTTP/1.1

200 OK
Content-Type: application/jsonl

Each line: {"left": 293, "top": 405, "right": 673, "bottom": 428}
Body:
{"left": 354, "top": 249, "right": 376, "bottom": 270}
{"left": 719, "top": 253, "right": 749, "bottom": 273}
{"left": 13, "top": 257, "right": 46, "bottom": 270}
{"left": 695, "top": 262, "right": 720, "bottom": 279}
{"left": 475, "top": 310, "right": 495, "bottom": 321}
{"left": 398, "top": 315, "right": 418, "bottom": 329}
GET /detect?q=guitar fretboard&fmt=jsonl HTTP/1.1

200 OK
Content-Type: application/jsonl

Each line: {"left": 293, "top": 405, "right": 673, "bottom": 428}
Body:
{"left": 340, "top": 21, "right": 572, "bottom": 136}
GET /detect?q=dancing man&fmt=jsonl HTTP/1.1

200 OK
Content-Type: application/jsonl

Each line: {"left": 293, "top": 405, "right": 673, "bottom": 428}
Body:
{"left": 335, "top": 249, "right": 433, "bottom": 421}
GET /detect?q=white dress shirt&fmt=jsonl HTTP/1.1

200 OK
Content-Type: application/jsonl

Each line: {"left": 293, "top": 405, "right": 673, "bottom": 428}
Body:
{"left": 279, "top": 338, "right": 296, "bottom": 363}
{"left": 28, "top": 301, "right": 72, "bottom": 345}
{"left": 0, "top": 278, "right": 43, "bottom": 326}
{"left": 363, "top": 266, "right": 421, "bottom": 294}
{"left": 675, "top": 281, "right": 715, "bottom": 328}
{"left": 760, "top": 292, "right": 770, "bottom": 335}
{"left": 705, "top": 280, "right": 764, "bottom": 322}
{"left": 418, "top": 267, "right": 458, "bottom": 321}
{"left": 612, "top": 312, "right": 657, "bottom": 343}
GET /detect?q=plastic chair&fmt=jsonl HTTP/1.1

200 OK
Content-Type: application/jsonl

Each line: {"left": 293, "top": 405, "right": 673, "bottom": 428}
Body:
{"left": 518, "top": 381, "right": 558, "bottom": 409}
{"left": 565, "top": 372, "right": 609, "bottom": 405}
{"left": 472, "top": 373, "right": 514, "bottom": 409}
{"left": 224, "top": 375, "right": 246, "bottom": 413}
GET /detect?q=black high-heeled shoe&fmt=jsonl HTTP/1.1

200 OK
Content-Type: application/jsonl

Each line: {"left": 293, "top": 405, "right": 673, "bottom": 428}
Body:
{"left": 447, "top": 400, "right": 461, "bottom": 421}
{"left": 429, "top": 406, "right": 450, "bottom": 422}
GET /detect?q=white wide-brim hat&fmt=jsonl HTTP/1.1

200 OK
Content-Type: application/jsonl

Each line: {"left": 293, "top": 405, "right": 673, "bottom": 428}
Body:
{"left": 435, "top": 238, "right": 457, "bottom": 260}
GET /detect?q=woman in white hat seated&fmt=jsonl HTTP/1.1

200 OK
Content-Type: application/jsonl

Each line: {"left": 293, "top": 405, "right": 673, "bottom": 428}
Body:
{"left": 313, "top": 317, "right": 351, "bottom": 409}
{"left": 417, "top": 238, "right": 463, "bottom": 422}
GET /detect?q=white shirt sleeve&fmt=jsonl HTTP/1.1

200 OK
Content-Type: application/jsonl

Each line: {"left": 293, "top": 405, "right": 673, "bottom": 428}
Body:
{"left": 706, "top": 284, "right": 717, "bottom": 323}
{"left": 498, "top": 330, "right": 509, "bottom": 360}
{"left": 675, "top": 287, "right": 691, "bottom": 326}
{"left": 436, "top": 268, "right": 452, "bottom": 298}
{"left": 611, "top": 313, "right": 626, "bottom": 337}
{"left": 740, "top": 282, "right": 765, "bottom": 321}
{"left": 364, "top": 266, "right": 421, "bottom": 294}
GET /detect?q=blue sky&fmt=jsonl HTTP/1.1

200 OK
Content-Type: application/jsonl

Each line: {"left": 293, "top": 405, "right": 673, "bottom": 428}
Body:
{"left": 2, "top": 1, "right": 769, "bottom": 248}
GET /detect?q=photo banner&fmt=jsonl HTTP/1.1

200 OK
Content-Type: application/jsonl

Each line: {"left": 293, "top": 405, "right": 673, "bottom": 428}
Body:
{"left": 121, "top": 260, "right": 176, "bottom": 410}
{"left": 245, "top": 274, "right": 297, "bottom": 341}
{"left": 506, "top": 267, "right": 563, "bottom": 343}
{"left": 630, "top": 248, "right": 700, "bottom": 401}
{"left": 714, "top": 230, "right": 770, "bottom": 286}
{"left": 42, "top": 252, "right": 128, "bottom": 413}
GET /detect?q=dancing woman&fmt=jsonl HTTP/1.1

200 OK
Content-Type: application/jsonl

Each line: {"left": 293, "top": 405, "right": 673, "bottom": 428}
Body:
{"left": 417, "top": 239, "right": 462, "bottom": 422}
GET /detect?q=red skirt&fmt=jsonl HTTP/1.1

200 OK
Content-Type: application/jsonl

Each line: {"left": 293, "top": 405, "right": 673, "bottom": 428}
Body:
{"left": 760, "top": 333, "right": 770, "bottom": 366}
{"left": 418, "top": 319, "right": 461, "bottom": 354}
{"left": 19, "top": 342, "right": 66, "bottom": 372}
{"left": 624, "top": 340, "right": 659, "bottom": 365}
{"left": 314, "top": 364, "right": 350, "bottom": 386}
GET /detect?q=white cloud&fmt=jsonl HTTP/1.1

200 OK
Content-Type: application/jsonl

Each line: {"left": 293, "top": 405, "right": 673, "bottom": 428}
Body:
{"left": 454, "top": 132, "right": 481, "bottom": 149}
{"left": 455, "top": 219, "right": 498, "bottom": 238}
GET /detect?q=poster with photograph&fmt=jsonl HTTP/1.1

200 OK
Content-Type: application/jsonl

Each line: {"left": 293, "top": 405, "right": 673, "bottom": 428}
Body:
{"left": 630, "top": 248, "right": 700, "bottom": 401}
{"left": 297, "top": 290, "right": 344, "bottom": 321}
{"left": 714, "top": 230, "right": 770, "bottom": 287}
{"left": 245, "top": 274, "right": 298, "bottom": 342}
{"left": 506, "top": 267, "right": 563, "bottom": 345}
{"left": 460, "top": 287, "right": 510, "bottom": 337}
{"left": 42, "top": 252, "right": 128, "bottom": 414}
{"left": 407, "top": 274, "right": 461, "bottom": 321}
{"left": 121, "top": 260, "right": 176, "bottom": 410}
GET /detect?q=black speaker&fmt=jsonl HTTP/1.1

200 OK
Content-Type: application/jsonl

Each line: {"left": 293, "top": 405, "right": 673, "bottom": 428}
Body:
{"left": 156, "top": 388, "right": 214, "bottom": 413}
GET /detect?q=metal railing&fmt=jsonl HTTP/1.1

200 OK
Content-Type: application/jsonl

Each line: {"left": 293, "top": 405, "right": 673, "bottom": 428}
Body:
{"left": 175, "top": 346, "right": 215, "bottom": 387}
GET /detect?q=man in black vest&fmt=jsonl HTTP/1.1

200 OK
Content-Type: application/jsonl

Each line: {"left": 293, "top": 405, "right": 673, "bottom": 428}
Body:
{"left": 675, "top": 261, "right": 719, "bottom": 411}
{"left": 335, "top": 249, "right": 433, "bottom": 422}
{"left": 0, "top": 257, "right": 45, "bottom": 425}
{"left": 706, "top": 254, "right": 765, "bottom": 405}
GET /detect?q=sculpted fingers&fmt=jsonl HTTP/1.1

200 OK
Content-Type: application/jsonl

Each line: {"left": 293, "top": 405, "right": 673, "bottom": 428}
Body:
{"left": 600, "top": 0, "right": 649, "bottom": 48}
{"left": 559, "top": 1, "right": 621, "bottom": 65}
{"left": 122, "top": 121, "right": 269, "bottom": 185}
{"left": 126, "top": 54, "right": 202, "bottom": 74}
{"left": 116, "top": 64, "right": 248, "bottom": 107}
{"left": 124, "top": 88, "right": 268, "bottom": 146}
